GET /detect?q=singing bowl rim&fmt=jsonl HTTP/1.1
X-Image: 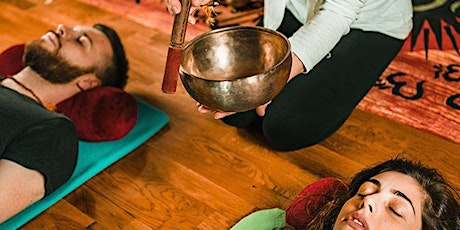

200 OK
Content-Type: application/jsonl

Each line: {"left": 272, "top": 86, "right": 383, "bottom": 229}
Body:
{"left": 179, "top": 25, "right": 291, "bottom": 83}
{"left": 179, "top": 25, "right": 292, "bottom": 112}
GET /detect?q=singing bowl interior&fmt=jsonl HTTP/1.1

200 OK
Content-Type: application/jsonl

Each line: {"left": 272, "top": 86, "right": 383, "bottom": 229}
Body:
{"left": 180, "top": 26, "right": 291, "bottom": 112}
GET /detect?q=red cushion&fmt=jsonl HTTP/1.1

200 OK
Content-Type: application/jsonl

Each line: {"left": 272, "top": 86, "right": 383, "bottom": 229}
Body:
{"left": 1, "top": 44, "right": 137, "bottom": 141}
{"left": 0, "top": 44, "right": 25, "bottom": 78}
{"left": 56, "top": 87, "right": 138, "bottom": 141}
{"left": 285, "top": 177, "right": 349, "bottom": 229}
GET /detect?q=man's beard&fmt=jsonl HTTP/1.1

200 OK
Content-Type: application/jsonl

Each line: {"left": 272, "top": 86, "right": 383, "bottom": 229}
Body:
{"left": 24, "top": 39, "right": 94, "bottom": 84}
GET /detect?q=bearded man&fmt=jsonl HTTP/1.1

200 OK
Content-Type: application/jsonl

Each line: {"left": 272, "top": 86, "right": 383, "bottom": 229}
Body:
{"left": 0, "top": 23, "right": 128, "bottom": 223}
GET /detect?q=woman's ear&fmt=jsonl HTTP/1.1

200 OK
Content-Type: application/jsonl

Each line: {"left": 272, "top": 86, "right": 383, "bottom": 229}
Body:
{"left": 75, "top": 73, "right": 102, "bottom": 91}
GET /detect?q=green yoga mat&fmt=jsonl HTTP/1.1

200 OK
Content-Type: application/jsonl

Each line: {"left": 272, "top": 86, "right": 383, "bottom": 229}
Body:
{"left": 0, "top": 98, "right": 169, "bottom": 229}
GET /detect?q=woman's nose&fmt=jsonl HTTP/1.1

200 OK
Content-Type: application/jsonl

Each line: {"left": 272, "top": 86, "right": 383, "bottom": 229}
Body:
{"left": 359, "top": 195, "right": 375, "bottom": 214}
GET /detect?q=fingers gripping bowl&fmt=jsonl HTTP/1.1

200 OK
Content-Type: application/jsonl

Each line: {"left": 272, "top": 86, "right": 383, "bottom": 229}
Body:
{"left": 180, "top": 26, "right": 292, "bottom": 112}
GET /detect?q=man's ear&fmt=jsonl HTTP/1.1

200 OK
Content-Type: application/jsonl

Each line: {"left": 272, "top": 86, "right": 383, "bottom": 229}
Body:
{"left": 75, "top": 73, "right": 102, "bottom": 91}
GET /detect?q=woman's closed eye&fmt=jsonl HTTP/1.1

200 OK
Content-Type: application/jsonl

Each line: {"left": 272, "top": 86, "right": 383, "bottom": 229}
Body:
{"left": 390, "top": 190, "right": 415, "bottom": 218}
{"left": 356, "top": 181, "right": 379, "bottom": 198}
{"left": 389, "top": 206, "right": 402, "bottom": 217}
{"left": 357, "top": 193, "right": 367, "bottom": 199}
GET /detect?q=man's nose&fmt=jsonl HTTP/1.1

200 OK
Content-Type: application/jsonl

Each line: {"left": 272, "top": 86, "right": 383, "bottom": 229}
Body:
{"left": 56, "top": 24, "right": 77, "bottom": 40}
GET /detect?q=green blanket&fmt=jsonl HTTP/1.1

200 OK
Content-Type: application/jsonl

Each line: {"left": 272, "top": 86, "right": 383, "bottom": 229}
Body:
{"left": 231, "top": 208, "right": 286, "bottom": 230}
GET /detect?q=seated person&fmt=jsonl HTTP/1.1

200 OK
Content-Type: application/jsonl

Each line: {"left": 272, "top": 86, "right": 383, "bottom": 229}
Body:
{"left": 166, "top": 0, "right": 413, "bottom": 151}
{"left": 0, "top": 23, "right": 129, "bottom": 223}
{"left": 232, "top": 158, "right": 460, "bottom": 230}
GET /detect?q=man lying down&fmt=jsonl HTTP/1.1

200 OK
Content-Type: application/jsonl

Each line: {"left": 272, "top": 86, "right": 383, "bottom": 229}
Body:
{"left": 0, "top": 23, "right": 128, "bottom": 223}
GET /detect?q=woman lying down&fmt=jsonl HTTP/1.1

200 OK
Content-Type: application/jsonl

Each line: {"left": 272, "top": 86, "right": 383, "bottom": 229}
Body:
{"left": 232, "top": 158, "right": 460, "bottom": 230}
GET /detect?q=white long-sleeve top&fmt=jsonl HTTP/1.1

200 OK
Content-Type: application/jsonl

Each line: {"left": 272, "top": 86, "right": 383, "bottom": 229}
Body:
{"left": 264, "top": 0, "right": 413, "bottom": 72}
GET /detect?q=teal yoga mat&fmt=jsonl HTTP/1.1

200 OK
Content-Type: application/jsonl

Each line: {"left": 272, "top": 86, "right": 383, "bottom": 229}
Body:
{"left": 1, "top": 98, "right": 168, "bottom": 229}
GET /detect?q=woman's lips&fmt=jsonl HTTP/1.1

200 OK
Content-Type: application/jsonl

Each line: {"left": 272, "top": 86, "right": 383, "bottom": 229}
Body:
{"left": 344, "top": 213, "right": 368, "bottom": 230}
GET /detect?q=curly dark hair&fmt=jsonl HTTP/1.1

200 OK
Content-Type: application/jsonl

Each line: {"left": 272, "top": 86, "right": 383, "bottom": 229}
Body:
{"left": 304, "top": 157, "right": 460, "bottom": 230}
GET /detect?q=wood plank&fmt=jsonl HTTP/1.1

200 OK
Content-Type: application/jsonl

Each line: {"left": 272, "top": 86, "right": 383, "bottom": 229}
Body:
{"left": 64, "top": 185, "right": 137, "bottom": 229}
{"left": 0, "top": 0, "right": 458, "bottom": 228}
{"left": 20, "top": 200, "right": 94, "bottom": 229}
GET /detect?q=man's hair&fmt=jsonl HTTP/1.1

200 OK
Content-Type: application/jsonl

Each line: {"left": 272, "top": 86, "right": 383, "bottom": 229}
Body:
{"left": 93, "top": 23, "right": 129, "bottom": 88}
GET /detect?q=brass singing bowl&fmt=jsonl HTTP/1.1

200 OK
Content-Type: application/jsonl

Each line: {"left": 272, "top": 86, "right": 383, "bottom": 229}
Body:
{"left": 180, "top": 26, "right": 292, "bottom": 112}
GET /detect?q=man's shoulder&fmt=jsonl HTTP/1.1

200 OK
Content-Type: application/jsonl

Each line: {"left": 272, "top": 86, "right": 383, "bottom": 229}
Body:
{"left": 0, "top": 86, "right": 76, "bottom": 139}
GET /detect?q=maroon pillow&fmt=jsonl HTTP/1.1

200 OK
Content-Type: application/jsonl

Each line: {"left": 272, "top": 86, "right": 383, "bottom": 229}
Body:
{"left": 285, "top": 177, "right": 349, "bottom": 229}
{"left": 0, "top": 44, "right": 137, "bottom": 141}
{"left": 56, "top": 87, "right": 137, "bottom": 141}
{"left": 0, "top": 44, "right": 25, "bottom": 77}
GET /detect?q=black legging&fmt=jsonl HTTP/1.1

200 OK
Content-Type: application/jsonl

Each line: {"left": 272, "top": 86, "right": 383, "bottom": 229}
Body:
{"left": 222, "top": 9, "right": 405, "bottom": 151}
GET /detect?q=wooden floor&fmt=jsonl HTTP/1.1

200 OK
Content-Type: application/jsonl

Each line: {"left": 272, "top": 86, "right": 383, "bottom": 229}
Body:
{"left": 1, "top": 0, "right": 459, "bottom": 229}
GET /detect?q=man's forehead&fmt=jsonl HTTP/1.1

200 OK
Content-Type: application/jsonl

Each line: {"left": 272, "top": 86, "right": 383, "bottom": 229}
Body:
{"left": 73, "top": 25, "right": 104, "bottom": 36}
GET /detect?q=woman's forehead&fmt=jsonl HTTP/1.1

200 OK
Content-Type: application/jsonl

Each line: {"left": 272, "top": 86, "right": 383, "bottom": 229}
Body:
{"left": 372, "top": 172, "right": 427, "bottom": 206}
{"left": 371, "top": 171, "right": 419, "bottom": 188}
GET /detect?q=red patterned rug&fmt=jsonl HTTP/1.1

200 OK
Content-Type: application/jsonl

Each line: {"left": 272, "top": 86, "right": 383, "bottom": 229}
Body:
{"left": 358, "top": 2, "right": 460, "bottom": 144}
{"left": 76, "top": 0, "right": 460, "bottom": 144}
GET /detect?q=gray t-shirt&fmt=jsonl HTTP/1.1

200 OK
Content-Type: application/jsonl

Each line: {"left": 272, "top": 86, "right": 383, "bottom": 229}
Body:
{"left": 0, "top": 85, "right": 78, "bottom": 195}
